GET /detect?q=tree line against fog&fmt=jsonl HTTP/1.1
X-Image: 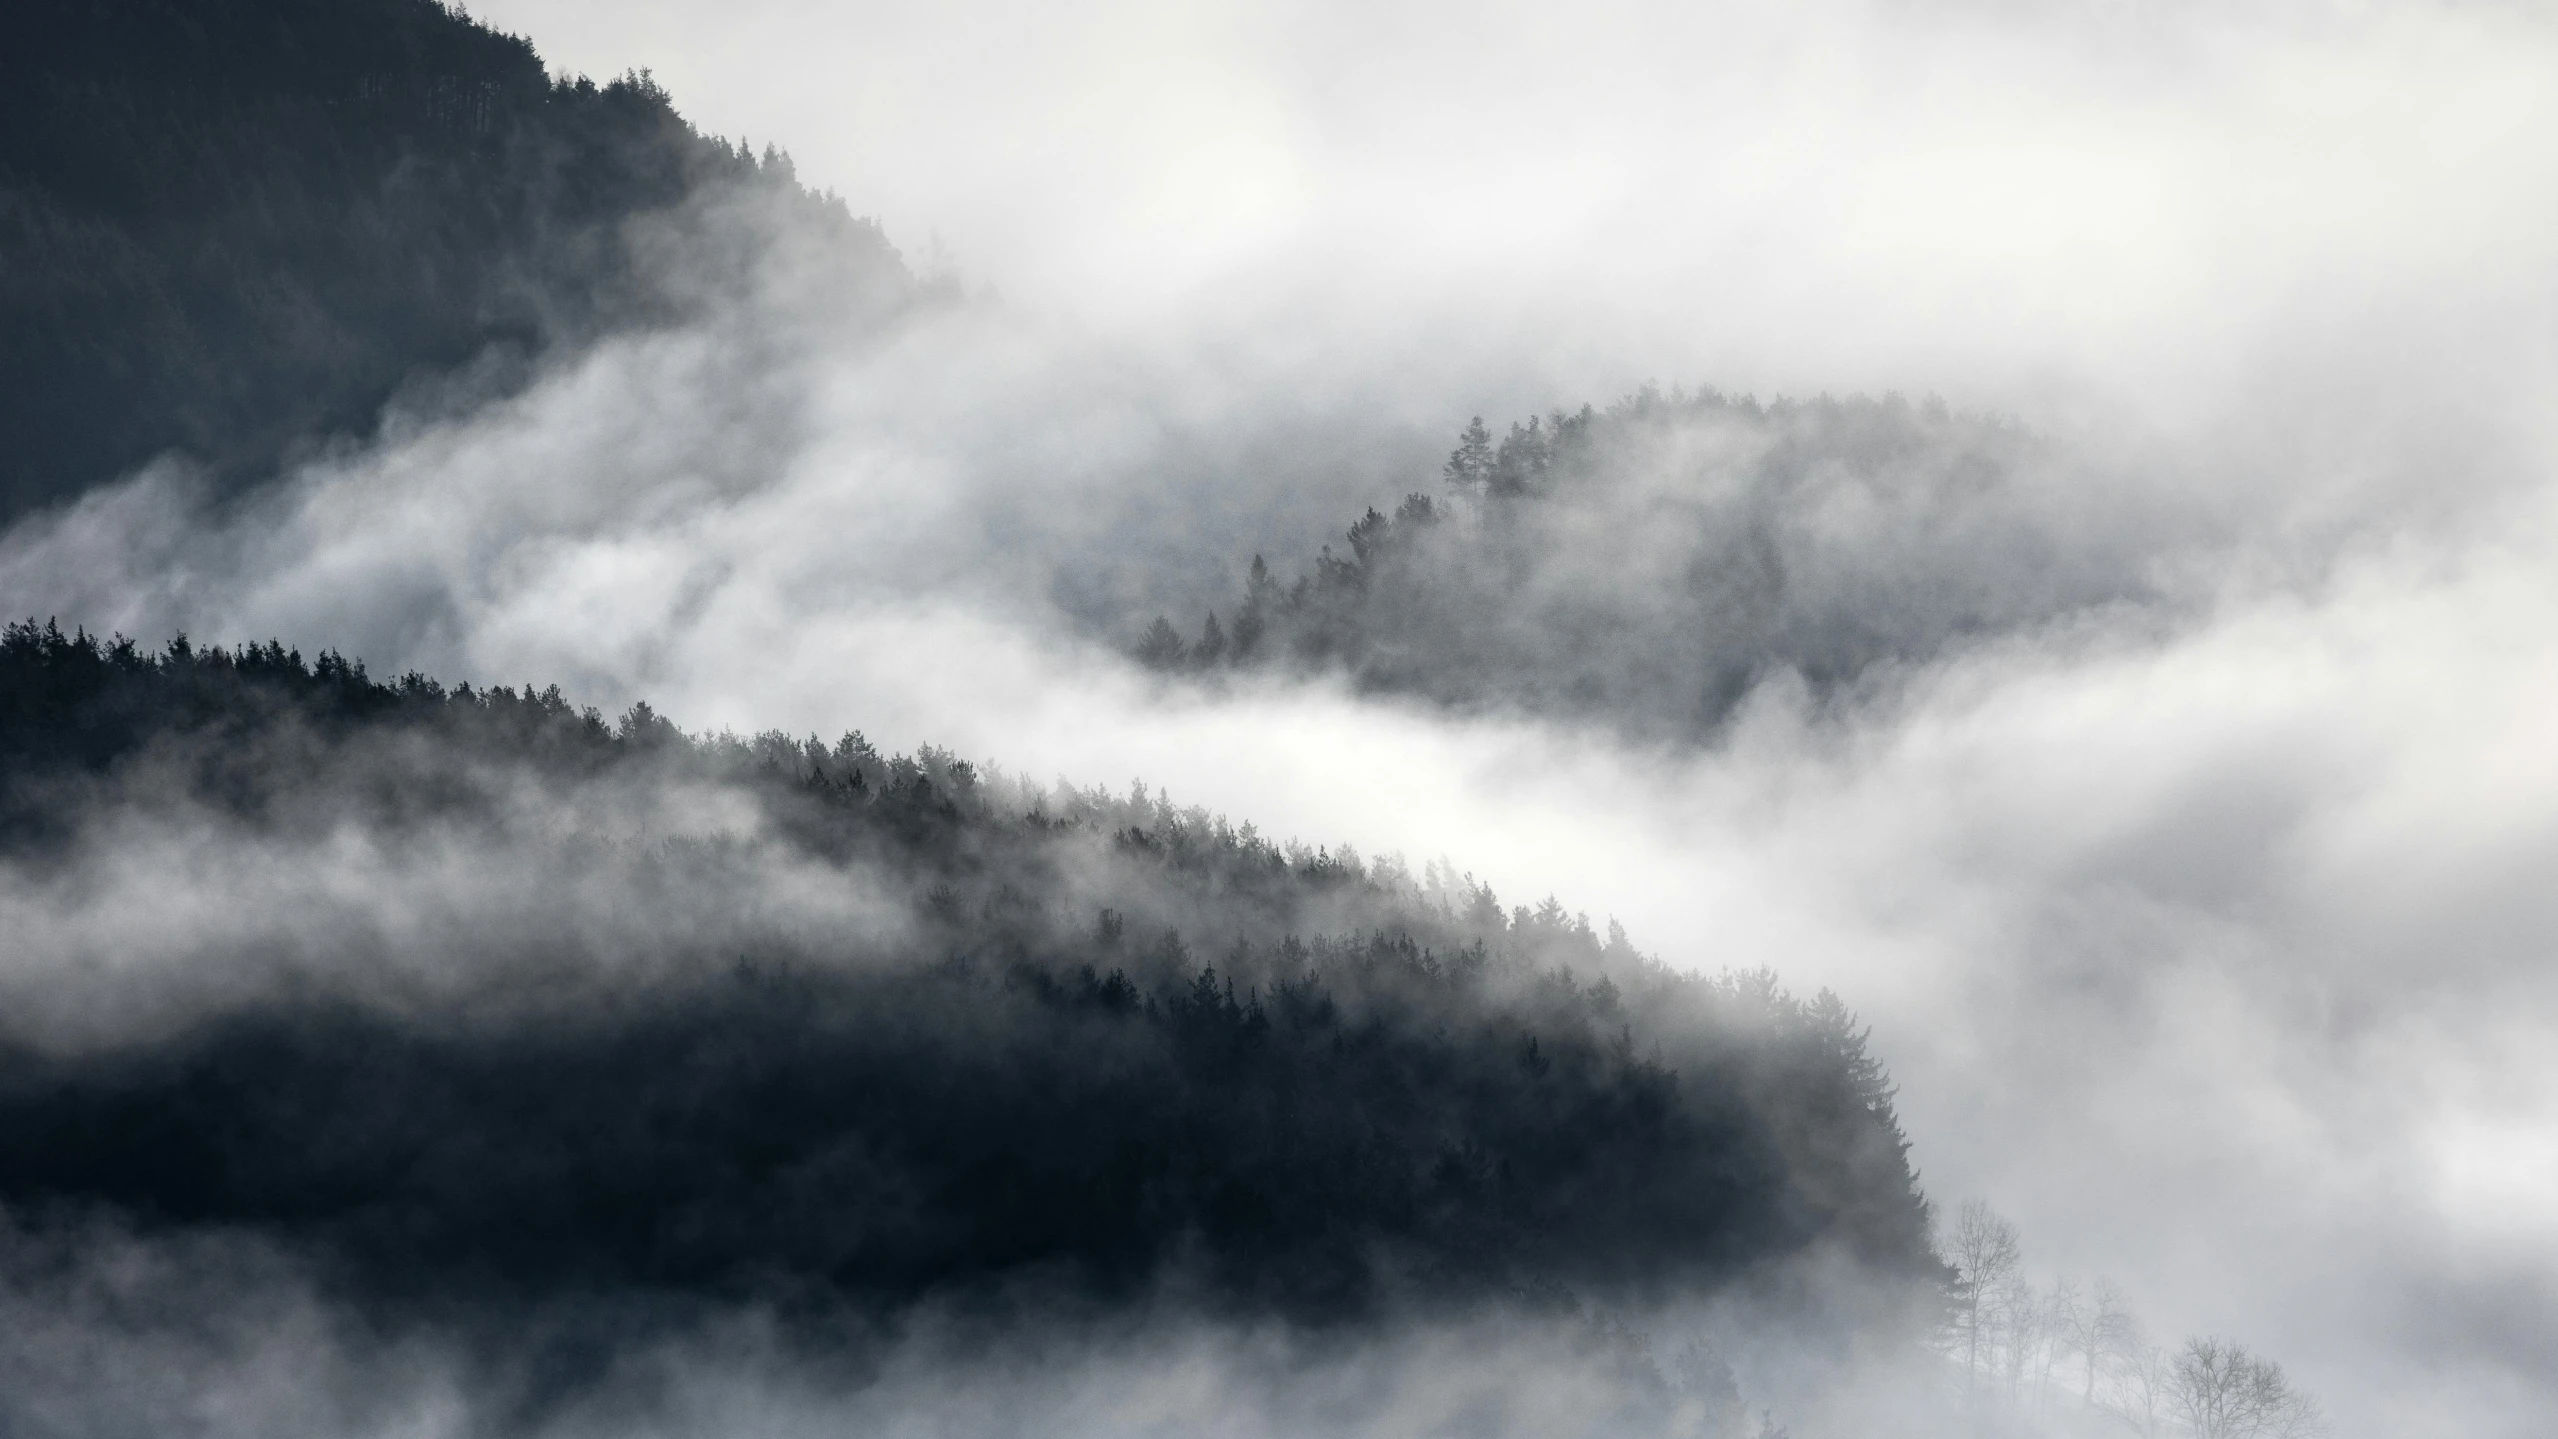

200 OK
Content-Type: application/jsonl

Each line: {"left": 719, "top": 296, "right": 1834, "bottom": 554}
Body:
{"left": 1940, "top": 1198, "right": 2323, "bottom": 1439}
{"left": 1140, "top": 388, "right": 2161, "bottom": 739}
{"left": 0, "top": 618, "right": 1938, "bottom": 1342}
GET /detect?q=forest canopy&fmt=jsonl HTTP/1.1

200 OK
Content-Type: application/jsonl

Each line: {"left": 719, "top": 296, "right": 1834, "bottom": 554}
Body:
{"left": 0, "top": 618, "right": 1944, "bottom": 1348}
{"left": 1140, "top": 388, "right": 2159, "bottom": 739}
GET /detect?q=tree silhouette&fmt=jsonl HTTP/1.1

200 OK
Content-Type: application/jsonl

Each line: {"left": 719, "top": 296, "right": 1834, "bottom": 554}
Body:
{"left": 2170, "top": 1338, "right": 2325, "bottom": 1439}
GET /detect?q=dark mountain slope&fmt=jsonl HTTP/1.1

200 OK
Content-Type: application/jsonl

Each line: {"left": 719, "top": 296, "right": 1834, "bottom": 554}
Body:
{"left": 0, "top": 0, "right": 903, "bottom": 516}
{"left": 0, "top": 618, "right": 1942, "bottom": 1345}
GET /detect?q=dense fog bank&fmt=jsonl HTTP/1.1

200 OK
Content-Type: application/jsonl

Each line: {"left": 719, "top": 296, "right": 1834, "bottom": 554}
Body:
{"left": 4, "top": 0, "right": 2556, "bottom": 1434}
{"left": 0, "top": 1222, "right": 1941, "bottom": 1439}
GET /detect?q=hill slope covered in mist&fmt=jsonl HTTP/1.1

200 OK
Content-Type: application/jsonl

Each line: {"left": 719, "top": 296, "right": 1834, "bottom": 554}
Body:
{"left": 0, "top": 620, "right": 1943, "bottom": 1378}
{"left": 1143, "top": 388, "right": 2163, "bottom": 738}
{"left": 0, "top": 0, "right": 903, "bottom": 517}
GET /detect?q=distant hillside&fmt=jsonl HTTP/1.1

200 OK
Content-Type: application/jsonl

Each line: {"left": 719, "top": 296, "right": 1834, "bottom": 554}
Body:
{"left": 0, "top": 0, "right": 905, "bottom": 516}
{"left": 1142, "top": 388, "right": 2161, "bottom": 738}
{"left": 0, "top": 617, "right": 1943, "bottom": 1358}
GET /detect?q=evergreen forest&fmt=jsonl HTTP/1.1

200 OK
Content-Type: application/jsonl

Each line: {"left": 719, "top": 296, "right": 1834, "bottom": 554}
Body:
{"left": 1140, "top": 389, "right": 2157, "bottom": 738}
{"left": 0, "top": 0, "right": 904, "bottom": 516}
{"left": 0, "top": 617, "right": 1942, "bottom": 1418}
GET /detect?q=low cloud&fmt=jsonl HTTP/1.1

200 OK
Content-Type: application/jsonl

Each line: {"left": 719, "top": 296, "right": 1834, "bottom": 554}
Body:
{"left": 5, "top": 1, "right": 2557, "bottom": 1434}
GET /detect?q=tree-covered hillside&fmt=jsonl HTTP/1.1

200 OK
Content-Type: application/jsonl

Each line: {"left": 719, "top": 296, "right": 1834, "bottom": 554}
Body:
{"left": 0, "top": 0, "right": 904, "bottom": 516}
{"left": 0, "top": 617, "right": 1941, "bottom": 1348}
{"left": 1142, "top": 388, "right": 2159, "bottom": 738}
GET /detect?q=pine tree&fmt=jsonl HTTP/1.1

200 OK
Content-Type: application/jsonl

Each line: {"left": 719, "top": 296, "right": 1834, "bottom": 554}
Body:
{"left": 1444, "top": 416, "right": 1494, "bottom": 496}
{"left": 1136, "top": 615, "right": 1186, "bottom": 667}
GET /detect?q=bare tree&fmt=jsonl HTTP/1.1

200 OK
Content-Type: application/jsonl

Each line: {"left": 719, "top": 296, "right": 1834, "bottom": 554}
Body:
{"left": 2106, "top": 1342, "right": 2174, "bottom": 1439}
{"left": 1996, "top": 1273, "right": 2043, "bottom": 1403}
{"left": 1932, "top": 1203, "right": 2322, "bottom": 1439}
{"left": 2055, "top": 1278, "right": 2140, "bottom": 1407}
{"left": 1944, "top": 1199, "right": 2023, "bottom": 1406}
{"left": 2034, "top": 1278, "right": 2079, "bottom": 1413}
{"left": 2167, "top": 1337, "right": 2325, "bottom": 1439}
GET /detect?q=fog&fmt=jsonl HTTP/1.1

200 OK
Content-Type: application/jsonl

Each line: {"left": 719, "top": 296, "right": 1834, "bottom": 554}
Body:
{"left": 7, "top": 0, "right": 2558, "bottom": 1433}
{"left": 472, "top": 0, "right": 2557, "bottom": 421}
{"left": 0, "top": 1213, "right": 1933, "bottom": 1438}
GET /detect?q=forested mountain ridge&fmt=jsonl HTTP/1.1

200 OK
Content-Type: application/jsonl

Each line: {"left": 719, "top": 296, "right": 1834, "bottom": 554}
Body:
{"left": 0, "top": 618, "right": 1943, "bottom": 1348}
{"left": 0, "top": 0, "right": 905, "bottom": 517}
{"left": 1141, "top": 387, "right": 2160, "bottom": 739}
